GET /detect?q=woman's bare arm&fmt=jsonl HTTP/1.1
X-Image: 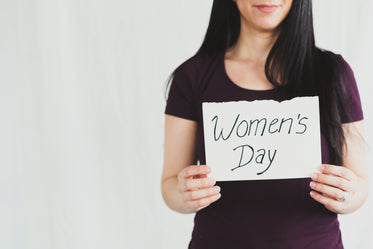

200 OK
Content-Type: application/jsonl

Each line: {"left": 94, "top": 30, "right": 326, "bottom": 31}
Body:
{"left": 161, "top": 114, "right": 221, "bottom": 214}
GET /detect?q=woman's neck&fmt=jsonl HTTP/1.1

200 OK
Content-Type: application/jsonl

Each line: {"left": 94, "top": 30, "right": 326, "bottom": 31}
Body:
{"left": 226, "top": 24, "right": 280, "bottom": 65}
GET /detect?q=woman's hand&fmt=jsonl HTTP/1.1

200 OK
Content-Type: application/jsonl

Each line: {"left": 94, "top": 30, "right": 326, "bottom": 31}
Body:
{"left": 177, "top": 165, "right": 221, "bottom": 212}
{"left": 310, "top": 121, "right": 369, "bottom": 214}
{"left": 309, "top": 164, "right": 368, "bottom": 214}
{"left": 162, "top": 115, "right": 221, "bottom": 214}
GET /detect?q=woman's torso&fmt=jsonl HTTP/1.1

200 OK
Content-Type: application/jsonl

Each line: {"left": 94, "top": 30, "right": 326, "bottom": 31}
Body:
{"left": 188, "top": 51, "right": 343, "bottom": 249}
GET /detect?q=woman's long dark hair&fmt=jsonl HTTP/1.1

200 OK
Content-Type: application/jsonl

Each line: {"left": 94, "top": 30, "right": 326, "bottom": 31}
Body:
{"left": 165, "top": 0, "right": 351, "bottom": 165}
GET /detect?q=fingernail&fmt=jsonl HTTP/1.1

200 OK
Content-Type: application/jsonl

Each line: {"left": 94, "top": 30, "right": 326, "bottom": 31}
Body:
{"left": 215, "top": 186, "right": 221, "bottom": 193}
{"left": 310, "top": 182, "right": 316, "bottom": 188}
{"left": 320, "top": 165, "right": 325, "bottom": 171}
{"left": 310, "top": 191, "right": 315, "bottom": 197}
{"left": 312, "top": 173, "right": 318, "bottom": 180}
{"left": 209, "top": 178, "right": 216, "bottom": 185}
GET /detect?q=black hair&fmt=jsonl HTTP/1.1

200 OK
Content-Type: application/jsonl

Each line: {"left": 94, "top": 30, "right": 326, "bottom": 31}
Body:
{"left": 165, "top": 0, "right": 351, "bottom": 165}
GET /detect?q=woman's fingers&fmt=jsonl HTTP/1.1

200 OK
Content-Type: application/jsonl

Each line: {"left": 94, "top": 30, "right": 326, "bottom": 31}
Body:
{"left": 310, "top": 164, "right": 361, "bottom": 214}
{"left": 179, "top": 177, "right": 216, "bottom": 191}
{"left": 178, "top": 165, "right": 211, "bottom": 181}
{"left": 310, "top": 191, "right": 344, "bottom": 213}
{"left": 176, "top": 164, "right": 221, "bottom": 212}
{"left": 177, "top": 165, "right": 216, "bottom": 191}
{"left": 184, "top": 185, "right": 221, "bottom": 201}
{"left": 186, "top": 193, "right": 222, "bottom": 211}
{"left": 320, "top": 164, "right": 357, "bottom": 181}
{"left": 312, "top": 172, "right": 352, "bottom": 192}
{"left": 309, "top": 181, "right": 346, "bottom": 200}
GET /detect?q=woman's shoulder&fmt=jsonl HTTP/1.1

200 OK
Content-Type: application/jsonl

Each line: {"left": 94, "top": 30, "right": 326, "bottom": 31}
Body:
{"left": 174, "top": 52, "right": 219, "bottom": 74}
{"left": 165, "top": 52, "right": 218, "bottom": 121}
{"left": 315, "top": 48, "right": 357, "bottom": 90}
{"left": 316, "top": 48, "right": 363, "bottom": 123}
{"left": 167, "top": 51, "right": 217, "bottom": 92}
{"left": 316, "top": 48, "right": 354, "bottom": 74}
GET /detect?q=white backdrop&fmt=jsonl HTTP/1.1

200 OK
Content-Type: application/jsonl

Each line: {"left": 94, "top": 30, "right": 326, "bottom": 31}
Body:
{"left": 1, "top": 0, "right": 372, "bottom": 248}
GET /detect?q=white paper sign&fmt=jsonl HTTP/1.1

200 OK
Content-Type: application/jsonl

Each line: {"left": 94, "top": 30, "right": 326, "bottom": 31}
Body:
{"left": 202, "top": 96, "right": 321, "bottom": 181}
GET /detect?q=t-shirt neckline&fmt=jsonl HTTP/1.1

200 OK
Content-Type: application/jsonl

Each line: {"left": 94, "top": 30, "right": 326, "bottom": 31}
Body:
{"left": 220, "top": 51, "right": 277, "bottom": 93}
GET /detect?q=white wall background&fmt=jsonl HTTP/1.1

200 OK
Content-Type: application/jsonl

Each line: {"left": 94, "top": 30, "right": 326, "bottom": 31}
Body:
{"left": 1, "top": 0, "right": 372, "bottom": 248}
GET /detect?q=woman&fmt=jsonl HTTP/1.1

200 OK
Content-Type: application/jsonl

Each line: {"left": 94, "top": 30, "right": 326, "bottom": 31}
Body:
{"left": 161, "top": 0, "right": 369, "bottom": 248}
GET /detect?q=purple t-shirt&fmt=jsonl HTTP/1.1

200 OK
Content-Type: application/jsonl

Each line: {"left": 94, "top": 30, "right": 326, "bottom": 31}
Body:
{"left": 165, "top": 51, "right": 363, "bottom": 249}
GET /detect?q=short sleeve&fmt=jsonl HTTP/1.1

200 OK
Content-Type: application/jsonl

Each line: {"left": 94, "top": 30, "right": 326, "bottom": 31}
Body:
{"left": 164, "top": 65, "right": 198, "bottom": 121}
{"left": 337, "top": 55, "right": 364, "bottom": 124}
